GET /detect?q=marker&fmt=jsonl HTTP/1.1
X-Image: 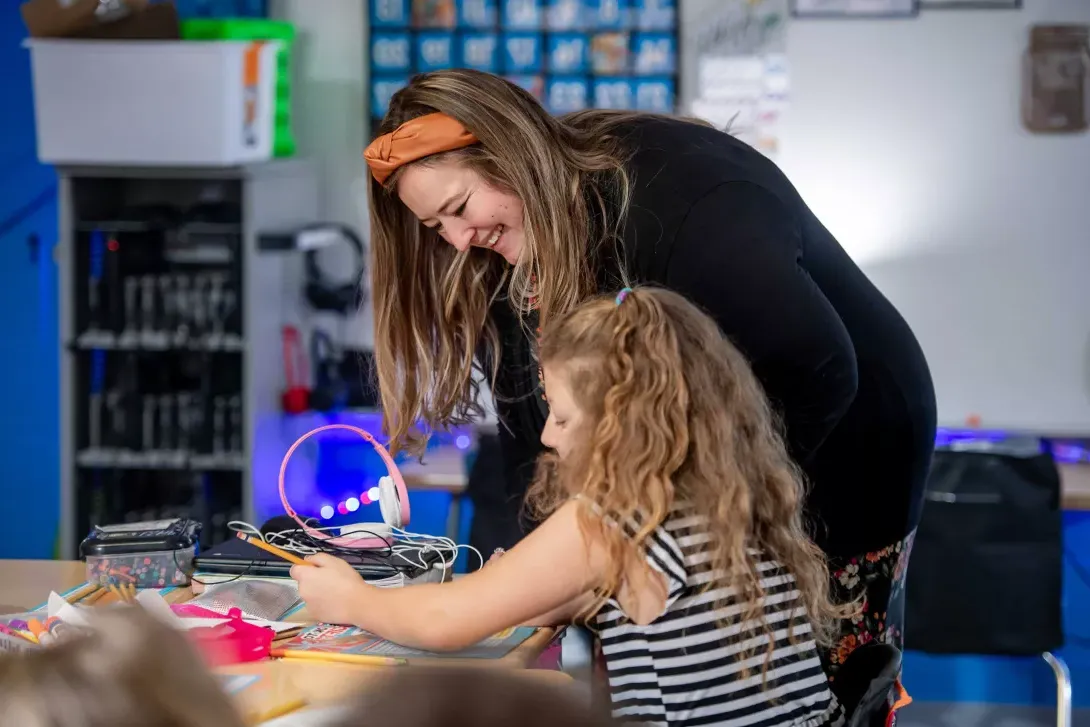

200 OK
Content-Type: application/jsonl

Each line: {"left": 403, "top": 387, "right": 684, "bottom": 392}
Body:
{"left": 0, "top": 624, "right": 36, "bottom": 644}
{"left": 27, "top": 619, "right": 53, "bottom": 646}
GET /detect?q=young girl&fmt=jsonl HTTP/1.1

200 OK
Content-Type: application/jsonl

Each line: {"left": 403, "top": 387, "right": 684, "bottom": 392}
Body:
{"left": 293, "top": 287, "right": 848, "bottom": 726}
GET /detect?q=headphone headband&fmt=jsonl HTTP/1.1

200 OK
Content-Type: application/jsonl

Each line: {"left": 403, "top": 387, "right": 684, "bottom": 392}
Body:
{"left": 278, "top": 424, "right": 411, "bottom": 548}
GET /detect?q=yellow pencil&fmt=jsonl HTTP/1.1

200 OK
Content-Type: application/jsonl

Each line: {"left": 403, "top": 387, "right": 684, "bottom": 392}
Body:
{"left": 124, "top": 582, "right": 137, "bottom": 602}
{"left": 84, "top": 588, "right": 108, "bottom": 606}
{"left": 107, "top": 584, "right": 125, "bottom": 603}
{"left": 247, "top": 697, "right": 309, "bottom": 725}
{"left": 64, "top": 582, "right": 100, "bottom": 605}
{"left": 235, "top": 532, "right": 311, "bottom": 567}
{"left": 269, "top": 648, "right": 408, "bottom": 667}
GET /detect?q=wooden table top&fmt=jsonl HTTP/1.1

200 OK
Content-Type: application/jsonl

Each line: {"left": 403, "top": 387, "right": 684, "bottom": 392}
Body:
{"left": 0, "top": 559, "right": 564, "bottom": 720}
{"left": 0, "top": 559, "right": 558, "bottom": 666}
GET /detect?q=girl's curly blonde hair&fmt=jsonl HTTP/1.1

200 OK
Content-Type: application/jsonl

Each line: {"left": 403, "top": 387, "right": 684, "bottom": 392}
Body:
{"left": 526, "top": 287, "right": 851, "bottom": 675}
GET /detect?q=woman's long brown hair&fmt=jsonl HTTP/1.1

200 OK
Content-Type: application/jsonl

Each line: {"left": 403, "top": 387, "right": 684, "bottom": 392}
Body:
{"left": 525, "top": 288, "right": 852, "bottom": 677}
{"left": 368, "top": 70, "right": 640, "bottom": 454}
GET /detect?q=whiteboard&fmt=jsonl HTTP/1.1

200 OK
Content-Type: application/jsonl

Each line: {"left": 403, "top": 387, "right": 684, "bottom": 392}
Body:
{"left": 679, "top": 0, "right": 1090, "bottom": 434}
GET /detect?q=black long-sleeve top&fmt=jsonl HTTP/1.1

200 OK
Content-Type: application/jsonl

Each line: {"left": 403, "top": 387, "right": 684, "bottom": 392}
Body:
{"left": 482, "top": 116, "right": 936, "bottom": 558}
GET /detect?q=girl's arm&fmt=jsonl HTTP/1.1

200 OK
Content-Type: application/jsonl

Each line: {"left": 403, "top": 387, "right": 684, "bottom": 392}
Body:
{"left": 347, "top": 500, "right": 607, "bottom": 651}
{"left": 522, "top": 590, "right": 597, "bottom": 627}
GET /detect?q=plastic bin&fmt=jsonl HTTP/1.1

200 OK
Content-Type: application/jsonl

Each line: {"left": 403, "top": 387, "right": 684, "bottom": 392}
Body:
{"left": 80, "top": 518, "right": 201, "bottom": 588}
{"left": 84, "top": 546, "right": 196, "bottom": 589}
{"left": 27, "top": 39, "right": 279, "bottom": 166}
{"left": 181, "top": 19, "right": 297, "bottom": 157}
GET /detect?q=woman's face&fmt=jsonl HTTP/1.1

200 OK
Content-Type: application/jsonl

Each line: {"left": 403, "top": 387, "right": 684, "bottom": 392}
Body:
{"left": 397, "top": 158, "right": 525, "bottom": 265}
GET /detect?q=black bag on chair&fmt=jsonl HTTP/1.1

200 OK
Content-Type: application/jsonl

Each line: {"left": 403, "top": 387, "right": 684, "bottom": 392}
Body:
{"left": 904, "top": 447, "right": 1063, "bottom": 655}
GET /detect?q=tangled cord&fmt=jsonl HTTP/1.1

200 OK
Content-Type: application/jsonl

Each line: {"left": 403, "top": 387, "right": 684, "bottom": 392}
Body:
{"left": 228, "top": 520, "right": 484, "bottom": 573}
{"left": 181, "top": 422, "right": 485, "bottom": 588}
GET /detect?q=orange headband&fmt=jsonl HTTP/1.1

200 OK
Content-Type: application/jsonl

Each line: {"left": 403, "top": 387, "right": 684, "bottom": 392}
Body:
{"left": 363, "top": 112, "right": 478, "bottom": 184}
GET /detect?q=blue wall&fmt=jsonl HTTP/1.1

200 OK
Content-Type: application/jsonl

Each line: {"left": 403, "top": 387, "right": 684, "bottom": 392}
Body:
{"left": 904, "top": 510, "right": 1090, "bottom": 708}
{"left": 0, "top": 12, "right": 60, "bottom": 559}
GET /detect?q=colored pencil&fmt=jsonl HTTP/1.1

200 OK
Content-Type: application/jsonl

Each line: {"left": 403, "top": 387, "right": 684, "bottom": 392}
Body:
{"left": 269, "top": 648, "right": 408, "bottom": 667}
{"left": 235, "top": 532, "right": 310, "bottom": 567}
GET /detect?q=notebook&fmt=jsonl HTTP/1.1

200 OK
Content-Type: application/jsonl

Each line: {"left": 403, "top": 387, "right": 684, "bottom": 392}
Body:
{"left": 277, "top": 622, "right": 537, "bottom": 660}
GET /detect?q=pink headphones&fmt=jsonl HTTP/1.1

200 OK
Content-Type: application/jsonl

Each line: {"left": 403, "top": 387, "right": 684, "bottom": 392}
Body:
{"left": 278, "top": 424, "right": 411, "bottom": 549}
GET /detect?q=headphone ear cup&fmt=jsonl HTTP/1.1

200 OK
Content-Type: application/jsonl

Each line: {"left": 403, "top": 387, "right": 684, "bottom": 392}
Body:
{"left": 378, "top": 475, "right": 403, "bottom": 529}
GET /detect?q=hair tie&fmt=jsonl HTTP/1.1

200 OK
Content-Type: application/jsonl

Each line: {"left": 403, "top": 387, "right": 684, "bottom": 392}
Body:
{"left": 614, "top": 287, "right": 633, "bottom": 306}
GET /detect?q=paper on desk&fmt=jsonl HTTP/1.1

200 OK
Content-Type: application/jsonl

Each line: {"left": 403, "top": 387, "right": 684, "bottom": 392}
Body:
{"left": 45, "top": 591, "right": 302, "bottom": 633}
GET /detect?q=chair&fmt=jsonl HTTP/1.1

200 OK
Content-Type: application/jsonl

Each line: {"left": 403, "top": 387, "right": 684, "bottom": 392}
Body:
{"left": 904, "top": 444, "right": 1070, "bottom": 727}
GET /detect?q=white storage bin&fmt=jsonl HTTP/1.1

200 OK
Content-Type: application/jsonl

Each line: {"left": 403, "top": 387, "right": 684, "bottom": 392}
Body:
{"left": 27, "top": 39, "right": 279, "bottom": 166}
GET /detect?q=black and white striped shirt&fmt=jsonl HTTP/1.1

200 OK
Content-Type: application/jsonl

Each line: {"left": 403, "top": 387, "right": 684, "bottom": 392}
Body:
{"left": 594, "top": 508, "right": 844, "bottom": 727}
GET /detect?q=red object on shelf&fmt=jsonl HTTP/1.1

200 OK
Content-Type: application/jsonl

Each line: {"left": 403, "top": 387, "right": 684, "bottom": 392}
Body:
{"left": 186, "top": 608, "right": 275, "bottom": 667}
{"left": 281, "top": 325, "right": 311, "bottom": 414}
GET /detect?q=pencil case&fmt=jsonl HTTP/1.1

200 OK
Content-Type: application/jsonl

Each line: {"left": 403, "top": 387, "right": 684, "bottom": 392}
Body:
{"left": 80, "top": 518, "right": 202, "bottom": 589}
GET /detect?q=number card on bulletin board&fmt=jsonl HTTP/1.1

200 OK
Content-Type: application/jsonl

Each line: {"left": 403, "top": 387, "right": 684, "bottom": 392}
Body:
{"left": 368, "top": 0, "right": 680, "bottom": 126}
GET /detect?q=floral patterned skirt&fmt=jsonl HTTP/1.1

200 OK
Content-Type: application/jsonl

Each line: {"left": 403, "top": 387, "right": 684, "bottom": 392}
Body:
{"left": 821, "top": 531, "right": 916, "bottom": 686}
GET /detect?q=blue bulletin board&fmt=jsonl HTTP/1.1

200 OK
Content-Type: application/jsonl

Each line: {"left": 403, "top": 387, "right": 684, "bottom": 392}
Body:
{"left": 368, "top": 0, "right": 679, "bottom": 123}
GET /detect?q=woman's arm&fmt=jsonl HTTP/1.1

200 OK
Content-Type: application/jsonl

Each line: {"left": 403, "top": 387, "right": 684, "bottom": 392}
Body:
{"left": 347, "top": 500, "right": 606, "bottom": 651}
{"left": 666, "top": 181, "right": 858, "bottom": 464}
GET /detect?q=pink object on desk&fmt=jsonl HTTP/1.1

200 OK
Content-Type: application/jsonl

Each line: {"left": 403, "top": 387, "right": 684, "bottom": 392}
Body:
{"left": 185, "top": 608, "right": 275, "bottom": 667}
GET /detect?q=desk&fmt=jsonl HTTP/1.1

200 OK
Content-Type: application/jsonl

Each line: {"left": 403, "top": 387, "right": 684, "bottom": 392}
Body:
{"left": 0, "top": 559, "right": 559, "bottom": 666}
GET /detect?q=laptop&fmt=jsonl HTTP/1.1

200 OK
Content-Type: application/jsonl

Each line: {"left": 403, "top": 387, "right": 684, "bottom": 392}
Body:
{"left": 194, "top": 536, "right": 444, "bottom": 581}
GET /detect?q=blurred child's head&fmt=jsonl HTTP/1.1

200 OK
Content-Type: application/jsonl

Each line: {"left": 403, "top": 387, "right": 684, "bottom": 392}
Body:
{"left": 333, "top": 668, "right": 611, "bottom": 727}
{"left": 0, "top": 605, "right": 245, "bottom": 727}
{"left": 528, "top": 287, "right": 840, "bottom": 642}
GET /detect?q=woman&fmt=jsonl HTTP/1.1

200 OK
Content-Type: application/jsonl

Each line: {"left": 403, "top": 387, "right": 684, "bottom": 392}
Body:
{"left": 363, "top": 69, "right": 936, "bottom": 682}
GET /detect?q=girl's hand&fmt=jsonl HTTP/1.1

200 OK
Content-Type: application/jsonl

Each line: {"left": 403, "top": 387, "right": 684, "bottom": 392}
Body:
{"left": 487, "top": 547, "right": 505, "bottom": 566}
{"left": 290, "top": 553, "right": 369, "bottom": 626}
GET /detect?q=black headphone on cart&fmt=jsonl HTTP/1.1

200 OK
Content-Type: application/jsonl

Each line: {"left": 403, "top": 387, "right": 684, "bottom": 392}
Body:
{"left": 302, "top": 224, "right": 367, "bottom": 315}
